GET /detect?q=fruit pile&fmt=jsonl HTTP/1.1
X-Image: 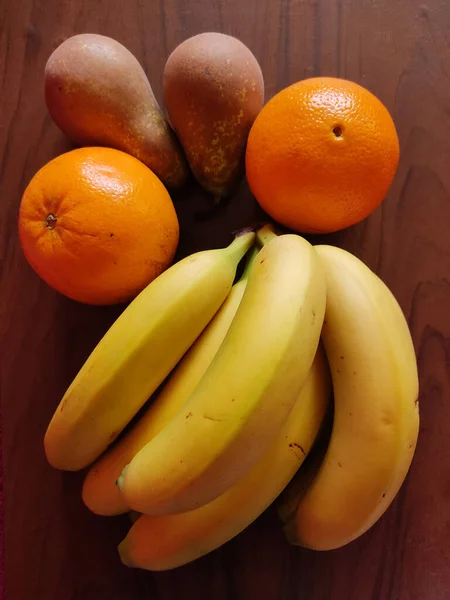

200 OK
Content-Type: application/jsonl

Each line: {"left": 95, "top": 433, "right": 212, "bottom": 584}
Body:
{"left": 17, "top": 30, "right": 419, "bottom": 571}
{"left": 19, "top": 32, "right": 399, "bottom": 305}
{"left": 43, "top": 224, "right": 419, "bottom": 570}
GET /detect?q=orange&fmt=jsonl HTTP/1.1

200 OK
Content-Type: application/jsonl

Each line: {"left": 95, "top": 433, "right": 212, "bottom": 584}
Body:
{"left": 245, "top": 77, "right": 400, "bottom": 234}
{"left": 18, "top": 147, "right": 179, "bottom": 305}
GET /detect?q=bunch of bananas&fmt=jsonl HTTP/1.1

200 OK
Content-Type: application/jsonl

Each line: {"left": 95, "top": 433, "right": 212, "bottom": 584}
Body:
{"left": 44, "top": 224, "right": 419, "bottom": 571}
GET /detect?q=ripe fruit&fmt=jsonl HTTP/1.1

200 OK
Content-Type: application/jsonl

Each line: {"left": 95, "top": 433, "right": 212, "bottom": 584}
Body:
{"left": 18, "top": 147, "right": 179, "bottom": 305}
{"left": 82, "top": 249, "right": 256, "bottom": 516}
{"left": 279, "top": 245, "right": 419, "bottom": 550}
{"left": 118, "top": 346, "right": 331, "bottom": 571}
{"left": 163, "top": 32, "right": 264, "bottom": 198}
{"left": 118, "top": 227, "right": 326, "bottom": 516}
{"left": 45, "top": 34, "right": 188, "bottom": 188}
{"left": 246, "top": 77, "right": 400, "bottom": 234}
{"left": 43, "top": 232, "right": 255, "bottom": 471}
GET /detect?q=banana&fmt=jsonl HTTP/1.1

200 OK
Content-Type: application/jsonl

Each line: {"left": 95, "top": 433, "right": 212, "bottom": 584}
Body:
{"left": 44, "top": 231, "right": 255, "bottom": 471}
{"left": 82, "top": 248, "right": 257, "bottom": 516}
{"left": 118, "top": 227, "right": 326, "bottom": 515}
{"left": 118, "top": 346, "right": 331, "bottom": 571}
{"left": 280, "top": 244, "right": 419, "bottom": 551}
{"left": 277, "top": 407, "right": 333, "bottom": 524}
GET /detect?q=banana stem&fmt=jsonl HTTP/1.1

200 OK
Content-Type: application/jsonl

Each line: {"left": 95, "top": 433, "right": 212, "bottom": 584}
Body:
{"left": 225, "top": 231, "right": 256, "bottom": 260}
{"left": 256, "top": 223, "right": 278, "bottom": 246}
{"left": 239, "top": 246, "right": 259, "bottom": 281}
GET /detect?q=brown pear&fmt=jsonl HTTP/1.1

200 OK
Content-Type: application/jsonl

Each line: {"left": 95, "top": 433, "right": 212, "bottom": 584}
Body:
{"left": 163, "top": 32, "right": 264, "bottom": 198}
{"left": 45, "top": 34, "right": 188, "bottom": 188}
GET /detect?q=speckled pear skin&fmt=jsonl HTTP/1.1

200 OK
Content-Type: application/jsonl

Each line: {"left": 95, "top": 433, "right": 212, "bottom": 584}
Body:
{"left": 163, "top": 32, "right": 264, "bottom": 198}
{"left": 45, "top": 34, "right": 189, "bottom": 188}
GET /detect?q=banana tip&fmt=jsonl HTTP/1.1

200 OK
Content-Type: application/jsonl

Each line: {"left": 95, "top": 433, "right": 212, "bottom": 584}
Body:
{"left": 256, "top": 223, "right": 278, "bottom": 246}
{"left": 231, "top": 224, "right": 257, "bottom": 236}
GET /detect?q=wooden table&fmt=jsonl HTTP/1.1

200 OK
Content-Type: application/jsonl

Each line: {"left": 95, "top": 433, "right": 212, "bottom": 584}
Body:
{"left": 2, "top": 1, "right": 450, "bottom": 598}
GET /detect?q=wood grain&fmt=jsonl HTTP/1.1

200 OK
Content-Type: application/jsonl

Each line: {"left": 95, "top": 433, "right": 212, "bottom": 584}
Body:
{"left": 1, "top": 0, "right": 450, "bottom": 598}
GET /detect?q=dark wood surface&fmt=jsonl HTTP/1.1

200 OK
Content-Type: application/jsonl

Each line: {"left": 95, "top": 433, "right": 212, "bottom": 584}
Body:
{"left": 2, "top": 1, "right": 450, "bottom": 598}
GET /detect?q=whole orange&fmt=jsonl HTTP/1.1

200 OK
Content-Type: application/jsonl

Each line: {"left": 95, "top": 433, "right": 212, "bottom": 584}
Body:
{"left": 245, "top": 77, "right": 400, "bottom": 234}
{"left": 19, "top": 147, "right": 179, "bottom": 305}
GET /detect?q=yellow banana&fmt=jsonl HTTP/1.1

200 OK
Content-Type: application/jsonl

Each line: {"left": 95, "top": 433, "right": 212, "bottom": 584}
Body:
{"left": 44, "top": 231, "right": 255, "bottom": 471}
{"left": 281, "top": 244, "right": 419, "bottom": 550}
{"left": 118, "top": 346, "right": 331, "bottom": 571}
{"left": 277, "top": 409, "right": 333, "bottom": 524}
{"left": 82, "top": 249, "right": 257, "bottom": 515}
{"left": 118, "top": 227, "right": 326, "bottom": 515}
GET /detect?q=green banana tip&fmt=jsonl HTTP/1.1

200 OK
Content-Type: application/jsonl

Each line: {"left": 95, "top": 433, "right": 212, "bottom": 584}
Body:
{"left": 226, "top": 229, "right": 256, "bottom": 260}
{"left": 239, "top": 245, "right": 259, "bottom": 280}
{"left": 231, "top": 219, "right": 273, "bottom": 240}
{"left": 232, "top": 224, "right": 257, "bottom": 237}
{"left": 256, "top": 223, "right": 278, "bottom": 246}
